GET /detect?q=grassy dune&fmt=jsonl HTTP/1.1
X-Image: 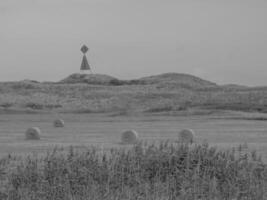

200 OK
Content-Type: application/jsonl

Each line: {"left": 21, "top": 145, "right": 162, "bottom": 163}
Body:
{"left": 0, "top": 142, "right": 266, "bottom": 200}
{"left": 1, "top": 73, "right": 267, "bottom": 114}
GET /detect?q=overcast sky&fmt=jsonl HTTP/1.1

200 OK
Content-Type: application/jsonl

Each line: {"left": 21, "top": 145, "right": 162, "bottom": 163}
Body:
{"left": 1, "top": 0, "right": 267, "bottom": 86}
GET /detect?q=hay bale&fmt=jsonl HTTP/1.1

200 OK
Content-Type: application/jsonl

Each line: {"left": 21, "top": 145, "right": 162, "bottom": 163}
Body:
{"left": 178, "top": 129, "right": 195, "bottom": 144}
{"left": 54, "top": 119, "right": 64, "bottom": 128}
{"left": 25, "top": 127, "right": 41, "bottom": 140}
{"left": 121, "top": 130, "right": 139, "bottom": 144}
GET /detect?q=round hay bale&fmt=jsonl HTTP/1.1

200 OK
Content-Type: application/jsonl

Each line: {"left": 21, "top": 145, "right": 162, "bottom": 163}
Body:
{"left": 54, "top": 119, "right": 64, "bottom": 128}
{"left": 178, "top": 129, "right": 195, "bottom": 144}
{"left": 25, "top": 127, "right": 41, "bottom": 140}
{"left": 121, "top": 130, "right": 139, "bottom": 144}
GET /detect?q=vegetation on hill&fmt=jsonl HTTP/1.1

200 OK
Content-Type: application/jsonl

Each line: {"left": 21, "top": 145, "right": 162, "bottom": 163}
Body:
{"left": 139, "top": 73, "right": 218, "bottom": 89}
{"left": 60, "top": 73, "right": 219, "bottom": 88}
{"left": 1, "top": 73, "right": 267, "bottom": 114}
{"left": 0, "top": 142, "right": 266, "bottom": 200}
{"left": 60, "top": 73, "right": 118, "bottom": 84}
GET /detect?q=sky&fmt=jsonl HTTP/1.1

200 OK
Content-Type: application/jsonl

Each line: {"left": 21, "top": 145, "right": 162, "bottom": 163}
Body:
{"left": 0, "top": 0, "right": 267, "bottom": 86}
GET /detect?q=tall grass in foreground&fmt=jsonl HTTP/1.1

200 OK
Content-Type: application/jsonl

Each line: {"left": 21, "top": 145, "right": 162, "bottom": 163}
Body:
{"left": 0, "top": 142, "right": 266, "bottom": 200}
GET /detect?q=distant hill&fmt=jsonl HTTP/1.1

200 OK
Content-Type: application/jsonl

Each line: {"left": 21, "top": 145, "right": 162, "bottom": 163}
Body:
{"left": 59, "top": 72, "right": 219, "bottom": 90}
{"left": 138, "top": 73, "right": 218, "bottom": 89}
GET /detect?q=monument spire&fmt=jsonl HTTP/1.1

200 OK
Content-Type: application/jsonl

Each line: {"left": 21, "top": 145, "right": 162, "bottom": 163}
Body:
{"left": 80, "top": 45, "right": 91, "bottom": 73}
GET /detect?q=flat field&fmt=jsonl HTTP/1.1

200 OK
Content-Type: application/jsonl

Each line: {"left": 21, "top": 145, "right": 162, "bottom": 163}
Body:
{"left": 0, "top": 113, "right": 267, "bottom": 161}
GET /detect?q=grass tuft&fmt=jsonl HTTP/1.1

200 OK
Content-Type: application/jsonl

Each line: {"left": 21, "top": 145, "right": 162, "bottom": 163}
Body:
{"left": 0, "top": 142, "right": 266, "bottom": 199}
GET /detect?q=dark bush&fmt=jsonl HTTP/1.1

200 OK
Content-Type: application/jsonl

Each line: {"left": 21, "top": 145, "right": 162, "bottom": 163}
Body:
{"left": 109, "top": 79, "right": 125, "bottom": 86}
{"left": 45, "top": 104, "right": 62, "bottom": 109}
{"left": 0, "top": 103, "right": 13, "bottom": 109}
{"left": 25, "top": 103, "right": 44, "bottom": 110}
{"left": 145, "top": 106, "right": 173, "bottom": 113}
{"left": 25, "top": 103, "right": 63, "bottom": 110}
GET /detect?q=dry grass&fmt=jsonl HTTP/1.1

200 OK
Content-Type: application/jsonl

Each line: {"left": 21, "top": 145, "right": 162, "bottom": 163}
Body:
{"left": 0, "top": 142, "right": 266, "bottom": 200}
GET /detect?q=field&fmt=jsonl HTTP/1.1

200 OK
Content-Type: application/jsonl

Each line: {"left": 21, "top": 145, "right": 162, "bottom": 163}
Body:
{"left": 0, "top": 112, "right": 266, "bottom": 199}
{"left": 1, "top": 74, "right": 267, "bottom": 199}
{"left": 0, "top": 113, "right": 267, "bottom": 161}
